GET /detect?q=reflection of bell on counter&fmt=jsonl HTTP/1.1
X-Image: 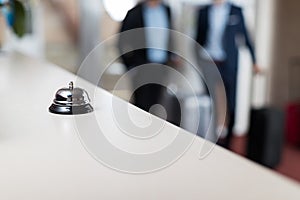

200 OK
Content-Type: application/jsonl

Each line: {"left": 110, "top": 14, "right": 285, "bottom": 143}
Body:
{"left": 49, "top": 81, "right": 93, "bottom": 115}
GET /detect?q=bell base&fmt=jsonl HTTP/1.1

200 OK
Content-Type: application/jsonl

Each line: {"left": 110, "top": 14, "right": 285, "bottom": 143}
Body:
{"left": 49, "top": 104, "right": 93, "bottom": 115}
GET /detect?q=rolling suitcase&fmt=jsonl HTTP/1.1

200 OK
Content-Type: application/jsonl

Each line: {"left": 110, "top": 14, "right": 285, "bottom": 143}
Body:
{"left": 247, "top": 108, "right": 284, "bottom": 168}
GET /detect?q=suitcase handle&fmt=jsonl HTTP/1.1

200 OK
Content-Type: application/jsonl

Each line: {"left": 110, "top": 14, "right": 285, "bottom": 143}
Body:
{"left": 251, "top": 73, "right": 269, "bottom": 109}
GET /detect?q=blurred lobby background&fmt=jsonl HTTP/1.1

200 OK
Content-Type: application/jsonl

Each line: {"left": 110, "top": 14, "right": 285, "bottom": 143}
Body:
{"left": 1, "top": 0, "right": 300, "bottom": 182}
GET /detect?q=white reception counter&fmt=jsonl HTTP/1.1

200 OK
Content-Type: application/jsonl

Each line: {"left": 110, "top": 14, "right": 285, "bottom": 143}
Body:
{"left": 0, "top": 52, "right": 299, "bottom": 199}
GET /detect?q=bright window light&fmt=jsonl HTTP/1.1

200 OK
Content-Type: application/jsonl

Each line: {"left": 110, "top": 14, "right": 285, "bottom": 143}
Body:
{"left": 103, "top": 0, "right": 136, "bottom": 22}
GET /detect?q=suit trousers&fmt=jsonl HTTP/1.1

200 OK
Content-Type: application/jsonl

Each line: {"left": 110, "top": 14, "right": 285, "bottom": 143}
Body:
{"left": 215, "top": 61, "right": 237, "bottom": 148}
{"left": 130, "top": 62, "right": 181, "bottom": 126}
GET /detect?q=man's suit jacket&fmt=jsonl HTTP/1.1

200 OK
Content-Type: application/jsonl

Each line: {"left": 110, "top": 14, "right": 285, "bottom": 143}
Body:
{"left": 196, "top": 4, "right": 256, "bottom": 73}
{"left": 118, "top": 3, "right": 172, "bottom": 70}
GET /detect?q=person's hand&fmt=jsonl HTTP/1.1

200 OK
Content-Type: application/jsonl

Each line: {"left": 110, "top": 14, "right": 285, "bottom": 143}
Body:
{"left": 253, "top": 64, "right": 262, "bottom": 75}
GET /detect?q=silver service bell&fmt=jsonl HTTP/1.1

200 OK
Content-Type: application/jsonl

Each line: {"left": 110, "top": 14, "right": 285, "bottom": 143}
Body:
{"left": 49, "top": 81, "right": 93, "bottom": 115}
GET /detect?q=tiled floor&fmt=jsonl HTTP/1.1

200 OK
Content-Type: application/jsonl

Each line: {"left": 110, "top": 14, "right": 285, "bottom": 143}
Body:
{"left": 277, "top": 144, "right": 300, "bottom": 182}
{"left": 231, "top": 136, "right": 300, "bottom": 183}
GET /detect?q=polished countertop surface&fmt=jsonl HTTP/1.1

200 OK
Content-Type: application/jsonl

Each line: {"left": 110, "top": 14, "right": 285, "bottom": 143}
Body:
{"left": 0, "top": 52, "right": 299, "bottom": 200}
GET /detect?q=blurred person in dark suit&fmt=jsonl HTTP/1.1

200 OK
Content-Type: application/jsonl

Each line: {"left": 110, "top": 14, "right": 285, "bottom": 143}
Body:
{"left": 119, "top": 0, "right": 179, "bottom": 123}
{"left": 195, "top": 0, "right": 261, "bottom": 148}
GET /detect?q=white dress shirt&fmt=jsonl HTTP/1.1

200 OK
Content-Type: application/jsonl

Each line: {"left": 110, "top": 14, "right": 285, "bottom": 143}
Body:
{"left": 143, "top": 4, "right": 169, "bottom": 63}
{"left": 204, "top": 2, "right": 230, "bottom": 61}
